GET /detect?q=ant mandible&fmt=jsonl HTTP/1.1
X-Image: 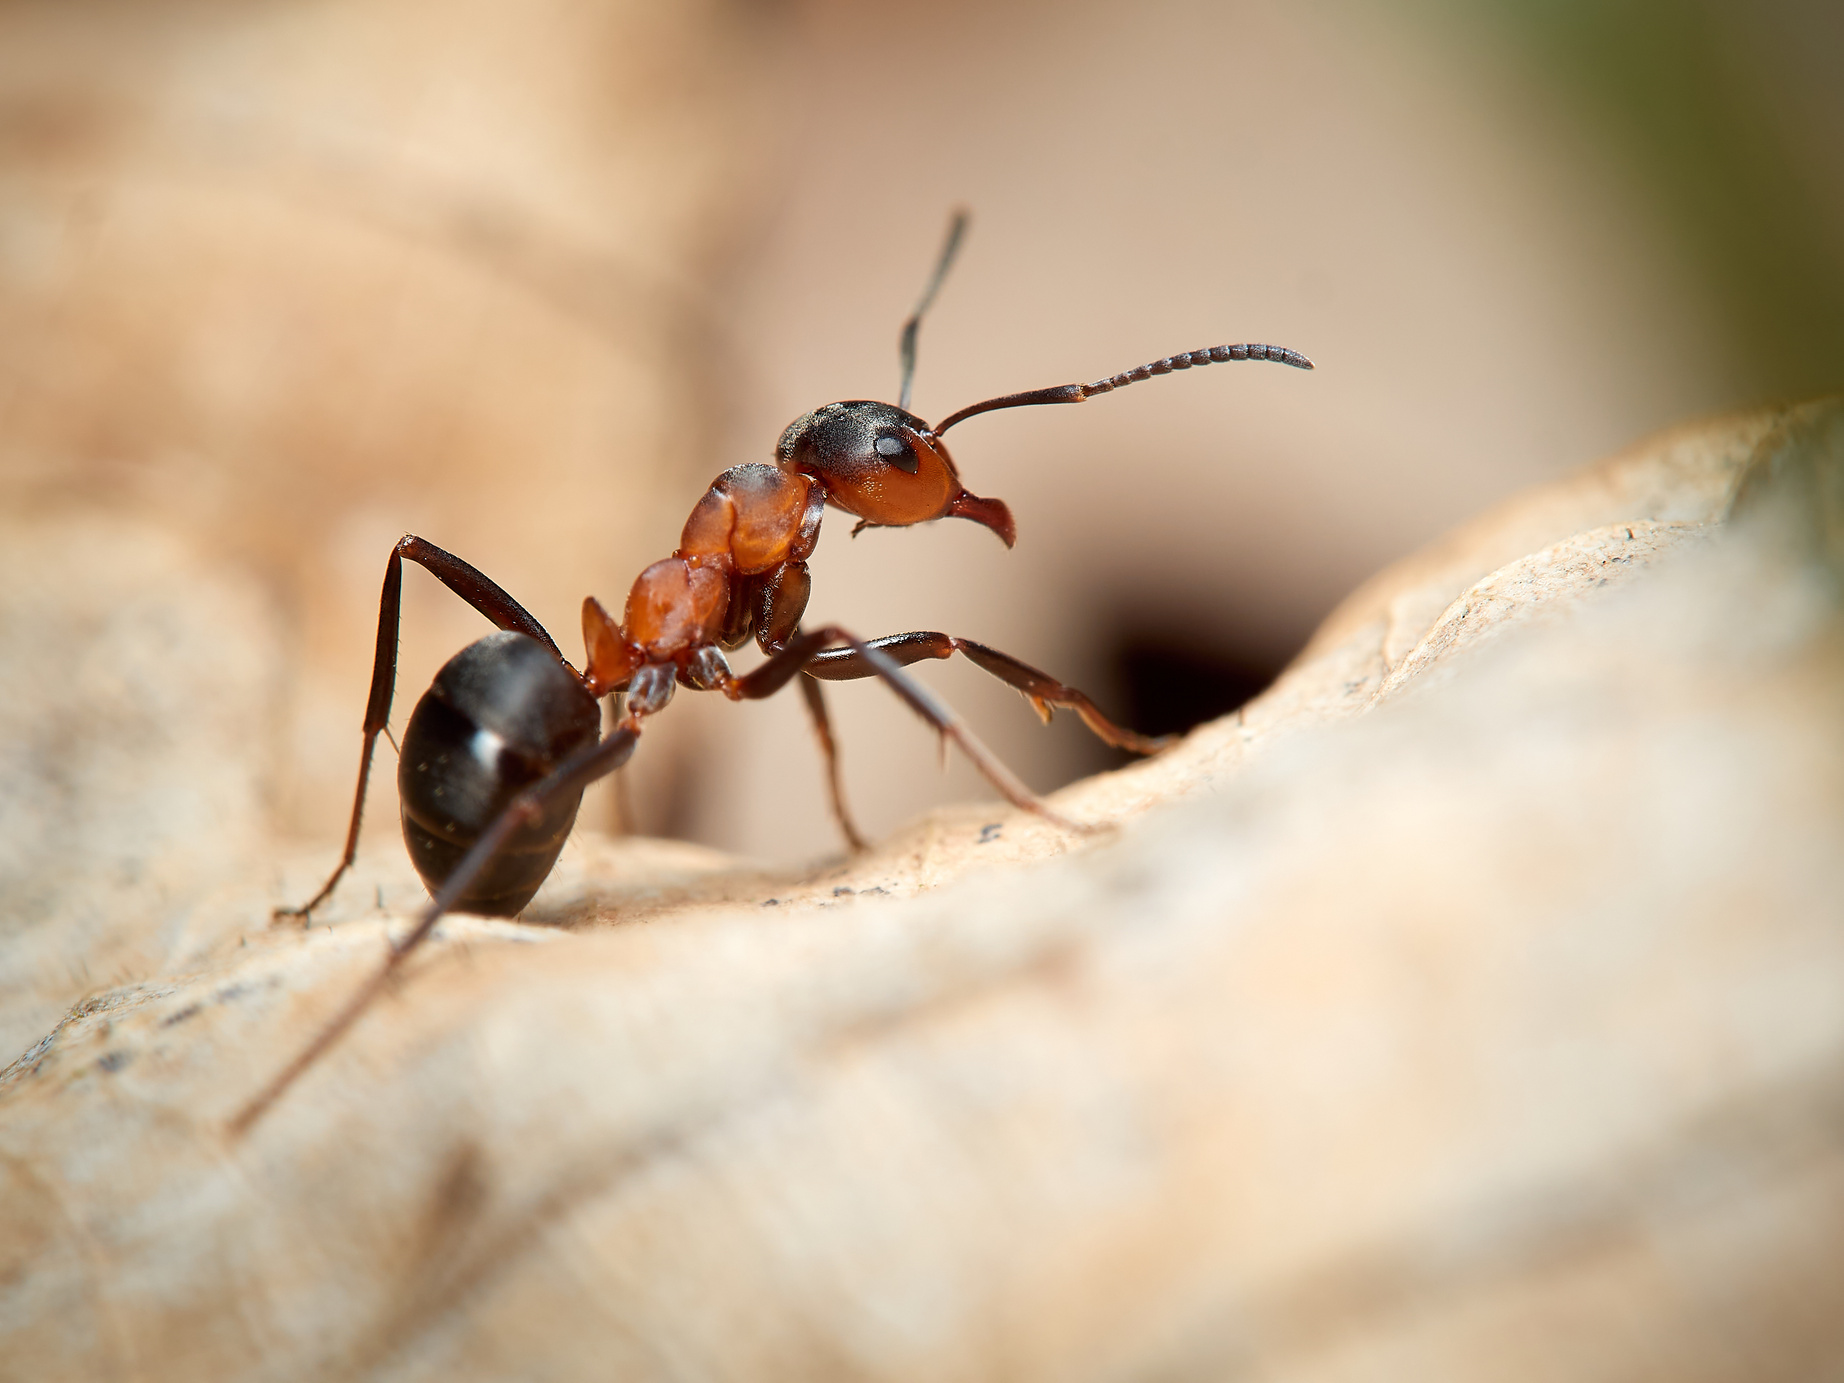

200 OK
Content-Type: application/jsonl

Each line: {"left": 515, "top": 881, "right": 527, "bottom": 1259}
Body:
{"left": 231, "top": 212, "right": 1313, "bottom": 1132}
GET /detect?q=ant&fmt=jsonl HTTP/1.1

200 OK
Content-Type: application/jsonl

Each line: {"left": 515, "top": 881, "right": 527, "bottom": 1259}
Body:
{"left": 230, "top": 212, "right": 1313, "bottom": 1132}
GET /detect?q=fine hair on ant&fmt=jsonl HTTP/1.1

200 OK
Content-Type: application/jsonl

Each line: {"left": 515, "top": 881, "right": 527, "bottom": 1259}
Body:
{"left": 231, "top": 211, "right": 1314, "bottom": 1132}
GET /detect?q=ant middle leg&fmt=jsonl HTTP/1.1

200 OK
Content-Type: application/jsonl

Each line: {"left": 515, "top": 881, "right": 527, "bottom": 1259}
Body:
{"left": 745, "top": 560, "right": 867, "bottom": 852}
{"left": 278, "top": 535, "right": 571, "bottom": 922}
{"left": 802, "top": 633, "right": 1170, "bottom": 756}
{"left": 797, "top": 676, "right": 868, "bottom": 852}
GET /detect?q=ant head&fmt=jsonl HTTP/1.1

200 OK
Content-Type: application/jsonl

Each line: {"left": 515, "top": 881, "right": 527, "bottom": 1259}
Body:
{"left": 777, "top": 400, "right": 1015, "bottom": 547}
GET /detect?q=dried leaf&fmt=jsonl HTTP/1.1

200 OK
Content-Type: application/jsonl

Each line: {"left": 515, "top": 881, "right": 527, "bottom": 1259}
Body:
{"left": 5, "top": 404, "right": 1841, "bottom": 1380}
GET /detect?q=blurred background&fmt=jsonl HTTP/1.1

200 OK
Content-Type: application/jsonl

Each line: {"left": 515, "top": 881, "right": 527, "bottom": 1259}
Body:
{"left": 1, "top": 0, "right": 1839, "bottom": 864}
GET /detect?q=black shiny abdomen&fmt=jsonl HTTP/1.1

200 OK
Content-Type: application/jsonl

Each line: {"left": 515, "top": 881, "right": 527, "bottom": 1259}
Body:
{"left": 398, "top": 630, "right": 601, "bottom": 916}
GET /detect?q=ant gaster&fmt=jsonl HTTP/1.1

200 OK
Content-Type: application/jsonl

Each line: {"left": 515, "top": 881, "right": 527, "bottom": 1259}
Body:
{"left": 231, "top": 212, "right": 1313, "bottom": 1132}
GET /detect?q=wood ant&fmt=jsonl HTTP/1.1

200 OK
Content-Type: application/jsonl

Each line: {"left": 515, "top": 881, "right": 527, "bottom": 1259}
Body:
{"left": 231, "top": 212, "right": 1313, "bottom": 1132}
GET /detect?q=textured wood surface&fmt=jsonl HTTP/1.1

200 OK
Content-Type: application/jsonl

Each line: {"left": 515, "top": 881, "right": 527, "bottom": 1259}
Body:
{"left": 3, "top": 402, "right": 1840, "bottom": 1381}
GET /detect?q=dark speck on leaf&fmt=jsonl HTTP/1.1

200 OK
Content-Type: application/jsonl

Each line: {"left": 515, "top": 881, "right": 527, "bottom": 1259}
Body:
{"left": 978, "top": 823, "right": 1003, "bottom": 844}
{"left": 97, "top": 1050, "right": 132, "bottom": 1073}
{"left": 161, "top": 1003, "right": 203, "bottom": 1028}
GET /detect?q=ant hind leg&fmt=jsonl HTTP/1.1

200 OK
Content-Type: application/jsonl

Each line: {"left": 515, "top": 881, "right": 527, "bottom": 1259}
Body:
{"left": 234, "top": 719, "right": 641, "bottom": 1136}
{"left": 277, "top": 536, "right": 569, "bottom": 923}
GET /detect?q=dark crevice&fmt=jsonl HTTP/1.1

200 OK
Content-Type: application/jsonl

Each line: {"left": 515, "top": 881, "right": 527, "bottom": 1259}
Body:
{"left": 1107, "top": 632, "right": 1289, "bottom": 740}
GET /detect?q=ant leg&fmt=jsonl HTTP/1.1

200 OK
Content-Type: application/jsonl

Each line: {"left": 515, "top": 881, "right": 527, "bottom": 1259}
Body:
{"left": 749, "top": 559, "right": 867, "bottom": 852}
{"left": 277, "top": 535, "right": 569, "bottom": 922}
{"left": 725, "top": 626, "right": 1100, "bottom": 835}
{"left": 798, "top": 676, "right": 868, "bottom": 852}
{"left": 232, "top": 720, "right": 641, "bottom": 1136}
{"left": 804, "top": 633, "right": 1171, "bottom": 756}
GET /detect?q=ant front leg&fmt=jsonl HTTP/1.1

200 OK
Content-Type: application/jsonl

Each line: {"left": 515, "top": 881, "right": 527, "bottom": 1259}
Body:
{"left": 804, "top": 633, "right": 1170, "bottom": 756}
{"left": 278, "top": 536, "right": 570, "bottom": 923}
{"left": 720, "top": 625, "right": 1102, "bottom": 836}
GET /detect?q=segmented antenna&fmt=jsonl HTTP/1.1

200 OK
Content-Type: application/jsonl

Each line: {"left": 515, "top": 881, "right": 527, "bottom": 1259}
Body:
{"left": 931, "top": 342, "right": 1315, "bottom": 435}
{"left": 898, "top": 209, "right": 970, "bottom": 412}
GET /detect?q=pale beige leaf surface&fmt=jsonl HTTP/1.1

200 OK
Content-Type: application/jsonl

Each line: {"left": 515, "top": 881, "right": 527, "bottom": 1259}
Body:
{"left": 2, "top": 402, "right": 1841, "bottom": 1381}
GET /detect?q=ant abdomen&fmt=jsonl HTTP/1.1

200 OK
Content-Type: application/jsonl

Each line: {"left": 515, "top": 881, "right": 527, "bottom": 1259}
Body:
{"left": 398, "top": 630, "right": 601, "bottom": 916}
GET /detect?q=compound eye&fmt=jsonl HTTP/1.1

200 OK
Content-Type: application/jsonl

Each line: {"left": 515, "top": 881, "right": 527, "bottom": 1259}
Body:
{"left": 872, "top": 430, "right": 919, "bottom": 474}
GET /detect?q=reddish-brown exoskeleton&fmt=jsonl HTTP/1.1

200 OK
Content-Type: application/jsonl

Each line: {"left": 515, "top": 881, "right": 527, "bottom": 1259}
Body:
{"left": 232, "top": 213, "right": 1313, "bottom": 1132}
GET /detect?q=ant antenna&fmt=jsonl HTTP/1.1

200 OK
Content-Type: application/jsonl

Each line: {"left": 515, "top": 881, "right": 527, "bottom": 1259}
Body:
{"left": 898, "top": 209, "right": 970, "bottom": 412}
{"left": 931, "top": 342, "right": 1315, "bottom": 435}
